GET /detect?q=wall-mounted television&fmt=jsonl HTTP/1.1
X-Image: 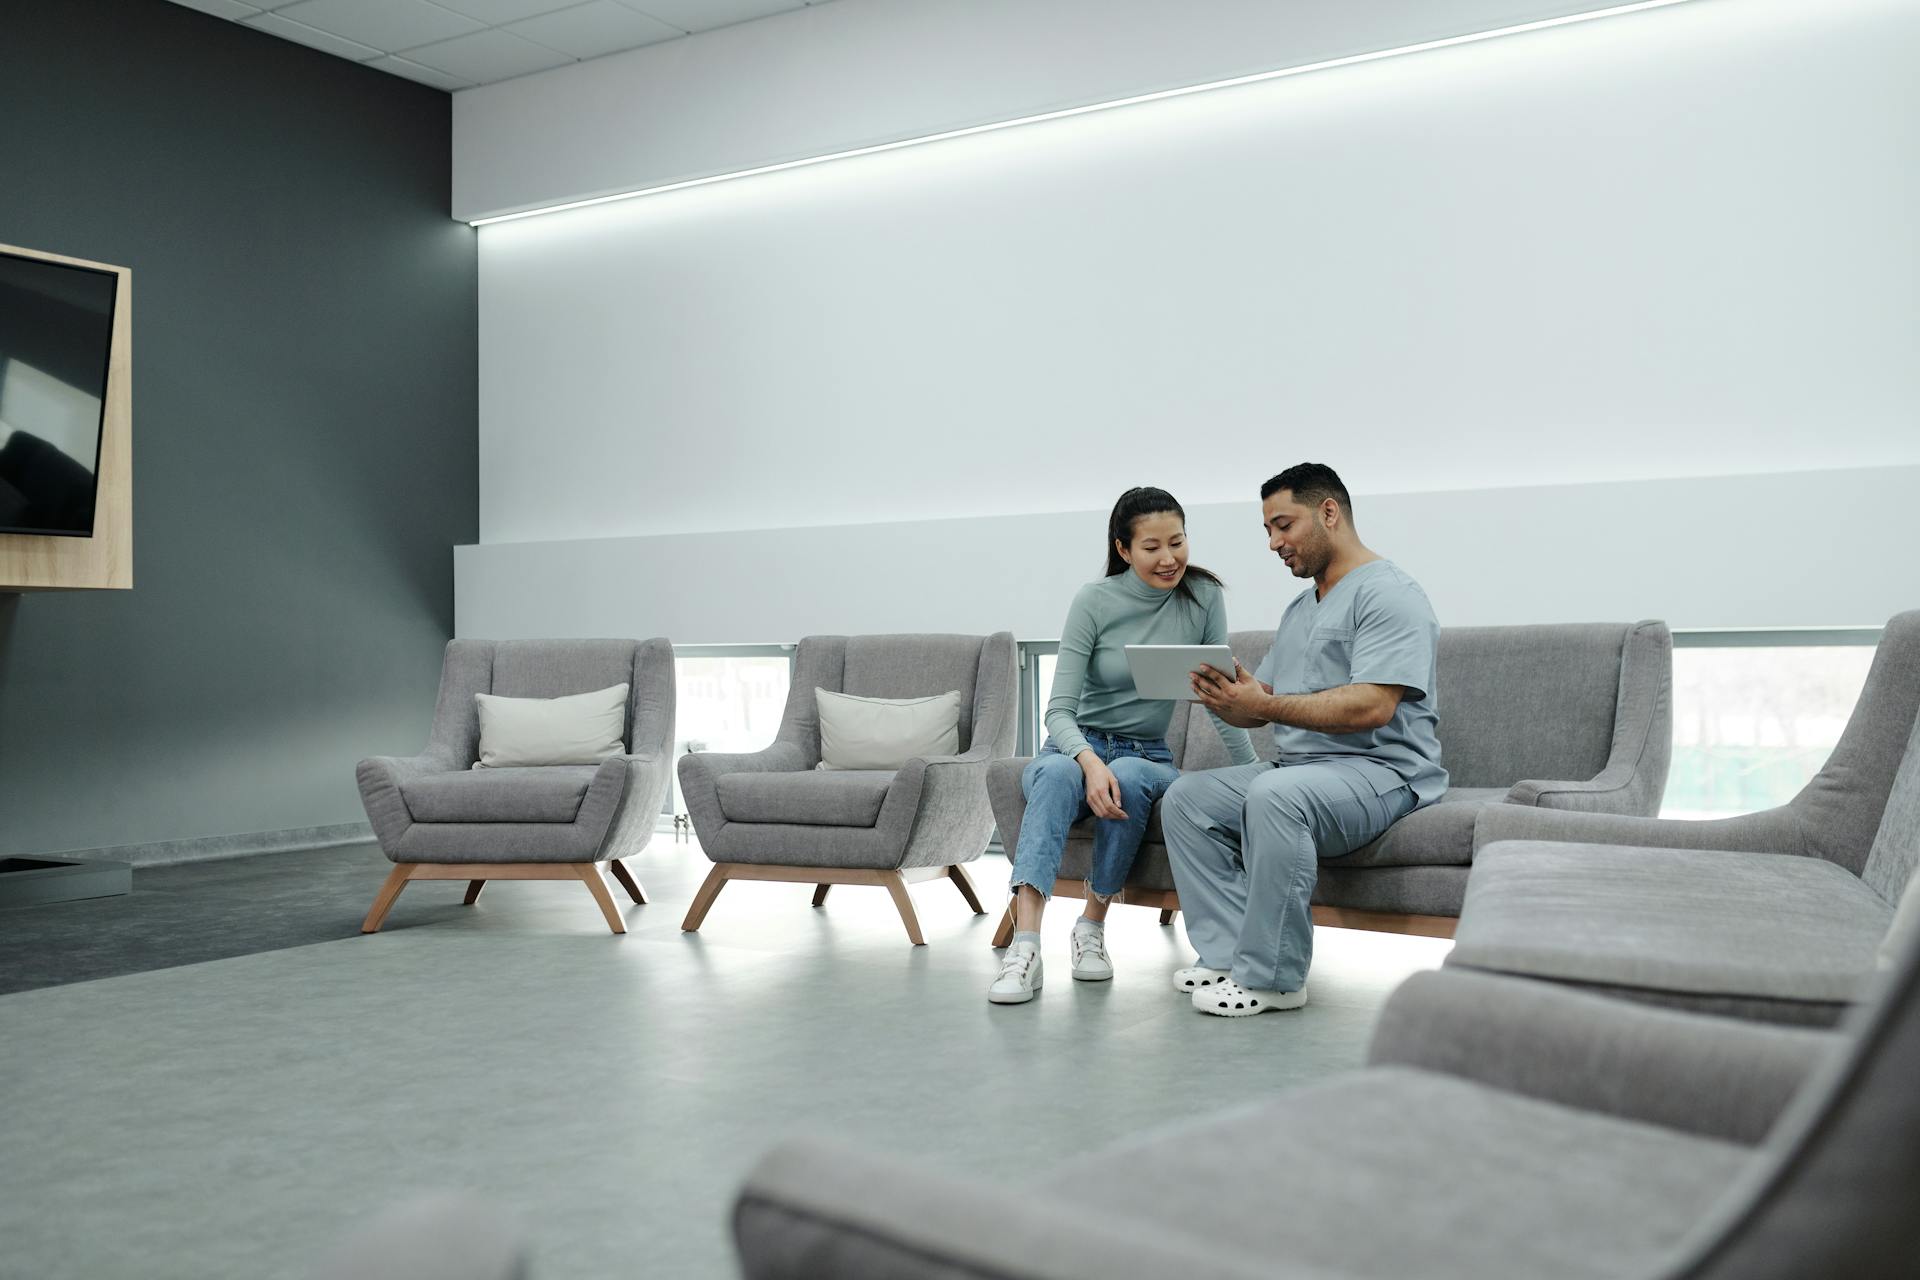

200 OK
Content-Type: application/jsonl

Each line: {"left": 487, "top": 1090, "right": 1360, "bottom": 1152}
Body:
{"left": 0, "top": 248, "right": 120, "bottom": 537}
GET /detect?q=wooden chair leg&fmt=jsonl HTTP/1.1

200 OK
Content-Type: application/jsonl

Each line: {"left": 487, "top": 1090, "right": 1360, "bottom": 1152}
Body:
{"left": 361, "top": 864, "right": 417, "bottom": 934}
{"left": 879, "top": 871, "right": 926, "bottom": 946}
{"left": 811, "top": 883, "right": 832, "bottom": 907}
{"left": 463, "top": 880, "right": 486, "bottom": 905}
{"left": 947, "top": 864, "right": 986, "bottom": 915}
{"left": 682, "top": 864, "right": 731, "bottom": 932}
{"left": 990, "top": 899, "right": 1017, "bottom": 948}
{"left": 577, "top": 863, "right": 627, "bottom": 935}
{"left": 607, "top": 858, "right": 648, "bottom": 905}
{"left": 1159, "top": 908, "right": 1176, "bottom": 926}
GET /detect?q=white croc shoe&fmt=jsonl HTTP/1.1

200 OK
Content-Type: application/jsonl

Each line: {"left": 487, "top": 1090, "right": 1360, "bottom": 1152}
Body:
{"left": 1192, "top": 977, "right": 1306, "bottom": 1017}
{"left": 1070, "top": 924, "right": 1113, "bottom": 982}
{"left": 989, "top": 941, "right": 1044, "bottom": 1005}
{"left": 1172, "top": 963, "right": 1230, "bottom": 993}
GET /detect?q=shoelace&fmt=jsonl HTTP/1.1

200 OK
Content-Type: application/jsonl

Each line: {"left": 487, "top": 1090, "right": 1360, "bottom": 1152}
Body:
{"left": 999, "top": 946, "right": 1037, "bottom": 982}
{"left": 1071, "top": 929, "right": 1105, "bottom": 965}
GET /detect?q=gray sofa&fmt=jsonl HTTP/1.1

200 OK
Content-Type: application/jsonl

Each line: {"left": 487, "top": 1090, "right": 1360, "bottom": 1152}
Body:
{"left": 1448, "top": 610, "right": 1920, "bottom": 1025}
{"left": 731, "top": 925, "right": 1920, "bottom": 1279}
{"left": 988, "top": 620, "right": 1671, "bottom": 942}
{"left": 356, "top": 638, "right": 675, "bottom": 935}
{"left": 678, "top": 632, "right": 1017, "bottom": 945}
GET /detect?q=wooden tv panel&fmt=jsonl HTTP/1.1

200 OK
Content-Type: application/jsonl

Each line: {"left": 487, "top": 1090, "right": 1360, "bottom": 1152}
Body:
{"left": 0, "top": 241, "right": 131, "bottom": 592}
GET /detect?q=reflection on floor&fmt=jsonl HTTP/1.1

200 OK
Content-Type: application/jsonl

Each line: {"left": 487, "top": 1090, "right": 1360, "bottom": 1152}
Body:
{"left": 0, "top": 838, "right": 1449, "bottom": 1279}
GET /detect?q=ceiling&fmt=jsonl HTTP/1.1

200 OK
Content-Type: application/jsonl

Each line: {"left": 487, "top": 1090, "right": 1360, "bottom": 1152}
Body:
{"left": 163, "top": 0, "right": 831, "bottom": 91}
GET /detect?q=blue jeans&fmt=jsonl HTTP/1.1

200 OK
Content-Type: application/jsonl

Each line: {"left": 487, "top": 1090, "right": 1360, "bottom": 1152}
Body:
{"left": 1009, "top": 731, "right": 1179, "bottom": 902}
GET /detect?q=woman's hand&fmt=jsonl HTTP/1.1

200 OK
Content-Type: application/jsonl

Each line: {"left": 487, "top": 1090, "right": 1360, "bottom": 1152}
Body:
{"left": 1077, "top": 751, "right": 1129, "bottom": 820}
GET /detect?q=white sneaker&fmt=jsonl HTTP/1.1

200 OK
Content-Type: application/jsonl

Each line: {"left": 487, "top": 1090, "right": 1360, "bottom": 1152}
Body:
{"left": 1172, "top": 963, "right": 1230, "bottom": 993}
{"left": 1070, "top": 923, "right": 1113, "bottom": 982}
{"left": 1191, "top": 977, "right": 1306, "bottom": 1017}
{"left": 989, "top": 941, "right": 1044, "bottom": 1004}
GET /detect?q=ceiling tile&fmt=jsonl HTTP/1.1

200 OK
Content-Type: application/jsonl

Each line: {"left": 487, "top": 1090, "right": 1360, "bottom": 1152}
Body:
{"left": 365, "top": 55, "right": 476, "bottom": 91}
{"left": 168, "top": 0, "right": 263, "bottom": 19}
{"left": 626, "top": 0, "right": 806, "bottom": 35}
{"left": 273, "top": 0, "right": 484, "bottom": 51}
{"left": 506, "top": 2, "right": 682, "bottom": 59}
{"left": 429, "top": 0, "right": 579, "bottom": 23}
{"left": 404, "top": 28, "right": 576, "bottom": 82}
{"left": 241, "top": 12, "right": 382, "bottom": 59}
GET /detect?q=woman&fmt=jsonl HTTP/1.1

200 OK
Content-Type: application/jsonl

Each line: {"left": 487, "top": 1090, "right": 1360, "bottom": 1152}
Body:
{"left": 990, "top": 487, "right": 1257, "bottom": 1004}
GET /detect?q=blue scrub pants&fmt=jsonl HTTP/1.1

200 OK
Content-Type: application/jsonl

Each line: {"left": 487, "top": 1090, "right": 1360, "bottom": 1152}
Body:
{"left": 1162, "top": 760, "right": 1416, "bottom": 992}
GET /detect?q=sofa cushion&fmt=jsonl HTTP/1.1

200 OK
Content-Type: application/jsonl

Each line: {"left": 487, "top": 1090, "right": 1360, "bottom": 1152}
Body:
{"left": 717, "top": 770, "right": 897, "bottom": 828}
{"left": 401, "top": 767, "right": 599, "bottom": 824}
{"left": 474, "top": 683, "right": 627, "bottom": 768}
{"left": 1049, "top": 786, "right": 1508, "bottom": 887}
{"left": 815, "top": 689, "right": 960, "bottom": 771}
{"left": 1451, "top": 842, "right": 1894, "bottom": 1024}
{"left": 1341, "top": 787, "right": 1508, "bottom": 867}
{"left": 1036, "top": 1066, "right": 1748, "bottom": 1280}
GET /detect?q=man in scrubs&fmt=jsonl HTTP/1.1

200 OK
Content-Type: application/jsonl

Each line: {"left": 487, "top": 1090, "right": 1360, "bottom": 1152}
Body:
{"left": 1166, "top": 463, "right": 1447, "bottom": 1017}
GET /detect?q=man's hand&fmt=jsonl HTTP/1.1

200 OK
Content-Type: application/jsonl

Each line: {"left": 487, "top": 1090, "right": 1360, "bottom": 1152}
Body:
{"left": 1190, "top": 660, "right": 1270, "bottom": 728}
{"left": 1077, "top": 752, "right": 1129, "bottom": 820}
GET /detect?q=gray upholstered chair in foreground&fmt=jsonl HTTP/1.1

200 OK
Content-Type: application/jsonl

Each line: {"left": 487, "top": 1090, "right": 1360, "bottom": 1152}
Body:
{"left": 356, "top": 638, "right": 675, "bottom": 935}
{"left": 988, "top": 620, "right": 1671, "bottom": 944}
{"left": 678, "top": 633, "right": 1016, "bottom": 945}
{"left": 1447, "top": 610, "right": 1920, "bottom": 1026}
{"left": 732, "top": 928, "right": 1920, "bottom": 1280}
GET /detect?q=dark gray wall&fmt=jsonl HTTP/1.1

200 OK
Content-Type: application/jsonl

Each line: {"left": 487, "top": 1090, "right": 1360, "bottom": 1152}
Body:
{"left": 0, "top": 0, "right": 476, "bottom": 854}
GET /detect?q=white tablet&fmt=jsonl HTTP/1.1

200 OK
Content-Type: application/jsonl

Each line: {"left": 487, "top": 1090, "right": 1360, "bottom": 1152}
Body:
{"left": 1124, "top": 645, "right": 1236, "bottom": 701}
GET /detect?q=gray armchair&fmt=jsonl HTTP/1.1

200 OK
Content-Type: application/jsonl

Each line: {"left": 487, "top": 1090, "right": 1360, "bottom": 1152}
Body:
{"left": 678, "top": 633, "right": 1016, "bottom": 945}
{"left": 356, "top": 638, "right": 675, "bottom": 935}
{"left": 732, "top": 927, "right": 1920, "bottom": 1280}
{"left": 1449, "top": 610, "right": 1920, "bottom": 1025}
{"left": 988, "top": 620, "right": 1671, "bottom": 944}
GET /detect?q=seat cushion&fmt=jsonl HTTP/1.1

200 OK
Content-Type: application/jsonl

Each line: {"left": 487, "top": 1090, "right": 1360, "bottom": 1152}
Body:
{"left": 1451, "top": 842, "right": 1895, "bottom": 1024}
{"left": 1049, "top": 786, "right": 1510, "bottom": 892}
{"left": 1039, "top": 1066, "right": 1750, "bottom": 1280}
{"left": 716, "top": 770, "right": 897, "bottom": 828}
{"left": 400, "top": 766, "right": 599, "bottom": 824}
{"left": 1341, "top": 786, "right": 1509, "bottom": 867}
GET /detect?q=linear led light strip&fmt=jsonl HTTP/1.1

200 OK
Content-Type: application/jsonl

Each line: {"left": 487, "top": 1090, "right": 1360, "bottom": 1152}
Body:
{"left": 471, "top": 0, "right": 1698, "bottom": 227}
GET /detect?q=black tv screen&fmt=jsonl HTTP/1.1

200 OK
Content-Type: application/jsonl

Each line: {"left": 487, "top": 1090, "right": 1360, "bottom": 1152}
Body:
{"left": 0, "top": 250, "right": 118, "bottom": 537}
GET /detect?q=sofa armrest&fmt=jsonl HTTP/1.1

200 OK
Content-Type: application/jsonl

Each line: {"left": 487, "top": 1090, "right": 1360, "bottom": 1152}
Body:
{"left": 1368, "top": 970, "right": 1836, "bottom": 1145}
{"left": 735, "top": 1139, "right": 1286, "bottom": 1280}
{"left": 986, "top": 756, "right": 1032, "bottom": 851}
{"left": 887, "top": 754, "right": 999, "bottom": 868}
{"left": 1504, "top": 758, "right": 1645, "bottom": 811}
{"left": 1472, "top": 801, "right": 1807, "bottom": 858}
{"left": 677, "top": 744, "right": 811, "bottom": 844}
{"left": 588, "top": 750, "right": 677, "bottom": 857}
{"left": 355, "top": 751, "right": 463, "bottom": 849}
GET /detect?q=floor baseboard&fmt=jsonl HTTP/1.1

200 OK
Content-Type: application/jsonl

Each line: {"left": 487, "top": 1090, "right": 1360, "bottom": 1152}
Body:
{"left": 44, "top": 822, "right": 375, "bottom": 868}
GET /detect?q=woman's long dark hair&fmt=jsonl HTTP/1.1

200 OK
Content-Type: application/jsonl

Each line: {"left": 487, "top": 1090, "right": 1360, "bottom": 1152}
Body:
{"left": 1104, "top": 486, "right": 1224, "bottom": 608}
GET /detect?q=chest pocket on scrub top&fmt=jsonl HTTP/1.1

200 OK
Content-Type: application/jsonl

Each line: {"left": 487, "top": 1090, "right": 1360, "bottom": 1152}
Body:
{"left": 1304, "top": 626, "right": 1354, "bottom": 692}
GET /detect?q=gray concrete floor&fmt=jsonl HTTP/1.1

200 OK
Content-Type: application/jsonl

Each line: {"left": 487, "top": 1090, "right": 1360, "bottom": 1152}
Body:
{"left": 0, "top": 838, "right": 1449, "bottom": 1279}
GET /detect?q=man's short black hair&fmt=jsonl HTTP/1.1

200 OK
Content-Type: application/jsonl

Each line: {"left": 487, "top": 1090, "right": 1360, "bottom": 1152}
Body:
{"left": 1261, "top": 463, "right": 1352, "bottom": 517}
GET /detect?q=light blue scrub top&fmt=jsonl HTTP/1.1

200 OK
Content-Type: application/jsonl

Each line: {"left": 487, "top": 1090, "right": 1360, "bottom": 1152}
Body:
{"left": 1254, "top": 559, "right": 1449, "bottom": 807}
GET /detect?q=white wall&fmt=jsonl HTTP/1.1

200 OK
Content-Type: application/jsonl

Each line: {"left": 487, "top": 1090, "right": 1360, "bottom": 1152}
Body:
{"left": 455, "top": 465, "right": 1920, "bottom": 641}
{"left": 463, "top": 0, "right": 1920, "bottom": 642}
{"left": 452, "top": 0, "right": 1655, "bottom": 221}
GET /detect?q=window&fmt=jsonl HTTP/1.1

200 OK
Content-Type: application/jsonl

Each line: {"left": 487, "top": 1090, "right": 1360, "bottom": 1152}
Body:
{"left": 668, "top": 646, "right": 793, "bottom": 820}
{"left": 1662, "top": 633, "right": 1877, "bottom": 820}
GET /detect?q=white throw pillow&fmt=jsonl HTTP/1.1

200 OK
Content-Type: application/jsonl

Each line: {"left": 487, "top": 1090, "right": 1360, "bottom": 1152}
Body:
{"left": 815, "top": 688, "right": 961, "bottom": 771}
{"left": 473, "top": 683, "right": 628, "bottom": 769}
{"left": 1880, "top": 870, "right": 1920, "bottom": 970}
